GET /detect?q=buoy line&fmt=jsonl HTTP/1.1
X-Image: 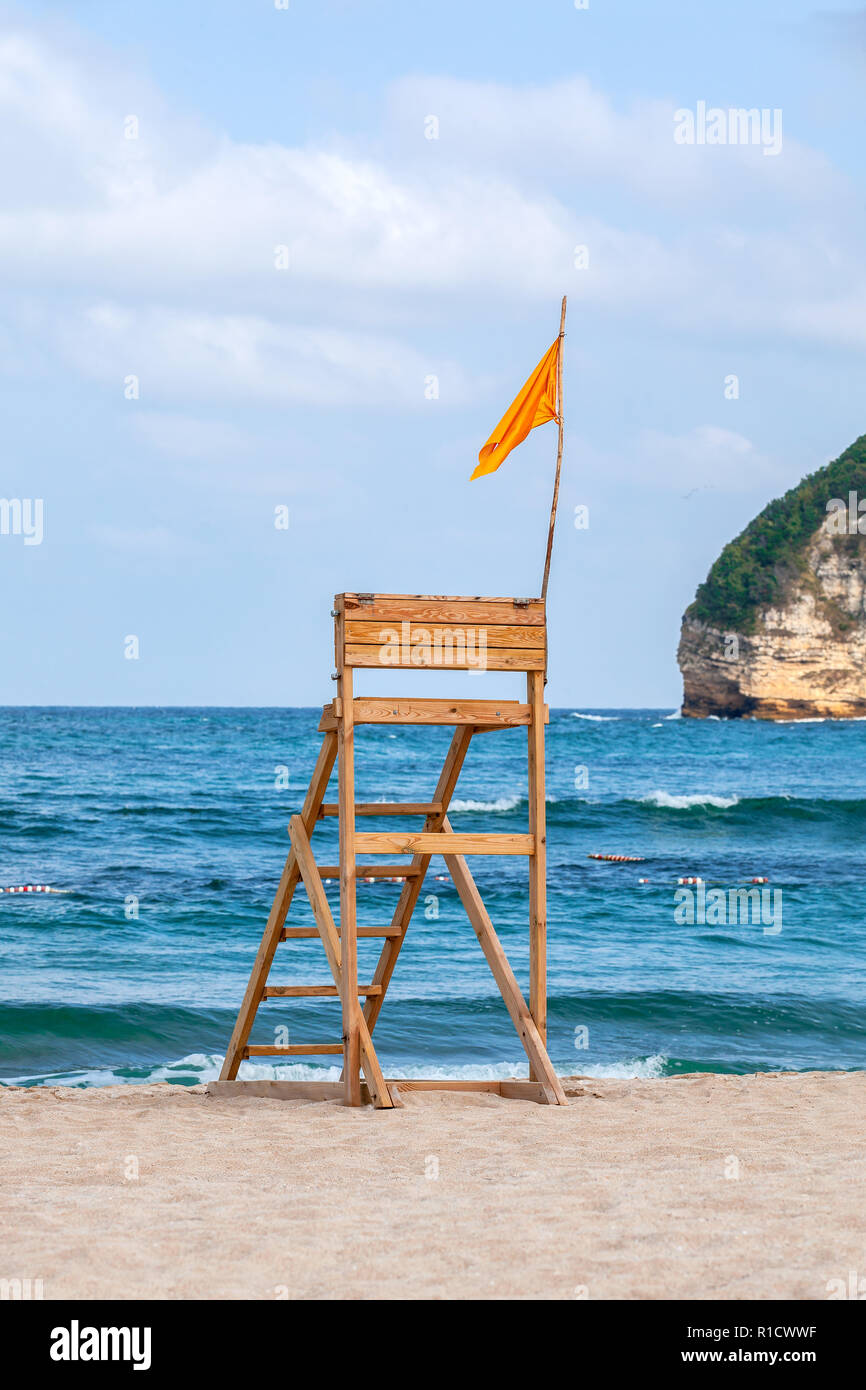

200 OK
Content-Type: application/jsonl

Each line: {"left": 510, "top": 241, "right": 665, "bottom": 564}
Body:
{"left": 587, "top": 853, "right": 646, "bottom": 863}
{"left": 0, "top": 884, "right": 66, "bottom": 894}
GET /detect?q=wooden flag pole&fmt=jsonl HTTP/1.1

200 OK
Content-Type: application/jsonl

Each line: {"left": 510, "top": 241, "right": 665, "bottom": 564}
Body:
{"left": 540, "top": 295, "right": 567, "bottom": 603}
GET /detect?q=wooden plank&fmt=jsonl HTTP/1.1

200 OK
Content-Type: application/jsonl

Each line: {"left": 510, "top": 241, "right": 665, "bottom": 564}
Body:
{"left": 354, "top": 832, "right": 534, "bottom": 856}
{"left": 262, "top": 984, "right": 383, "bottom": 998}
{"left": 385, "top": 1079, "right": 548, "bottom": 1103}
{"left": 281, "top": 926, "right": 401, "bottom": 939}
{"left": 319, "top": 699, "right": 547, "bottom": 730}
{"left": 389, "top": 1079, "right": 502, "bottom": 1094}
{"left": 360, "top": 726, "right": 475, "bottom": 1041}
{"left": 527, "top": 669, "right": 548, "bottom": 1078}
{"left": 244, "top": 1044, "right": 343, "bottom": 1056}
{"left": 208, "top": 1078, "right": 547, "bottom": 1105}
{"left": 441, "top": 816, "right": 566, "bottom": 1106}
{"left": 499, "top": 1081, "right": 549, "bottom": 1103}
{"left": 318, "top": 802, "right": 443, "bottom": 818}
{"left": 315, "top": 864, "right": 422, "bottom": 879}
{"left": 337, "top": 663, "right": 361, "bottom": 1106}
{"left": 289, "top": 816, "right": 393, "bottom": 1110}
{"left": 344, "top": 619, "right": 546, "bottom": 651}
{"left": 208, "top": 1080, "right": 373, "bottom": 1104}
{"left": 344, "top": 644, "right": 545, "bottom": 671}
{"left": 338, "top": 594, "right": 545, "bottom": 626}
{"left": 218, "top": 732, "right": 337, "bottom": 1081}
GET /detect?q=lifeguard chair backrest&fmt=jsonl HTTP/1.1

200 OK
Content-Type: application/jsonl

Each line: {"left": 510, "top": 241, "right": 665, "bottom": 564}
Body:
{"left": 335, "top": 593, "right": 546, "bottom": 673}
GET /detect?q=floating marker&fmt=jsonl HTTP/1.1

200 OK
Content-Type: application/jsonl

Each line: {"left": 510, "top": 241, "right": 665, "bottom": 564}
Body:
{"left": 677, "top": 876, "right": 703, "bottom": 885}
{"left": 638, "top": 878, "right": 649, "bottom": 885}
{"left": 588, "top": 854, "right": 646, "bottom": 863}
{"left": 750, "top": 877, "right": 769, "bottom": 884}
{"left": 1, "top": 884, "right": 63, "bottom": 894}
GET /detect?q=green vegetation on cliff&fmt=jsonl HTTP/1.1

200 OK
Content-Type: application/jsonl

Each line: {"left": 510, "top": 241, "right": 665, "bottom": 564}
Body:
{"left": 687, "top": 434, "right": 866, "bottom": 634}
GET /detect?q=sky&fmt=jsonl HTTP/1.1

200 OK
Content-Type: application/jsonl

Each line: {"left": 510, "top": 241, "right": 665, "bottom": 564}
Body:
{"left": 2, "top": 0, "right": 866, "bottom": 706}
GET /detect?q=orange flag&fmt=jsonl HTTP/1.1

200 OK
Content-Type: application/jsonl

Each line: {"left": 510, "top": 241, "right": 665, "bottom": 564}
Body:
{"left": 471, "top": 338, "right": 560, "bottom": 480}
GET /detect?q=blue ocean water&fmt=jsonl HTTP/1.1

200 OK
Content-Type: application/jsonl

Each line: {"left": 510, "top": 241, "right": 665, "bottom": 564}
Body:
{"left": 1, "top": 706, "right": 864, "bottom": 1087}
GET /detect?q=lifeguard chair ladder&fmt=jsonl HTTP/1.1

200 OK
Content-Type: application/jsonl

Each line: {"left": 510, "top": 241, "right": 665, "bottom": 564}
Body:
{"left": 213, "top": 593, "right": 566, "bottom": 1108}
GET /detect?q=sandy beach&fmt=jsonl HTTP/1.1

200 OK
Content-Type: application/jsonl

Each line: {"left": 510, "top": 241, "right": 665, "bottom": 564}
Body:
{"left": 3, "top": 1070, "right": 864, "bottom": 1301}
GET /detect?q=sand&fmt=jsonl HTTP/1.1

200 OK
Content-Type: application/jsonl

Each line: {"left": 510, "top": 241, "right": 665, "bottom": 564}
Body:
{"left": 2, "top": 1071, "right": 864, "bottom": 1300}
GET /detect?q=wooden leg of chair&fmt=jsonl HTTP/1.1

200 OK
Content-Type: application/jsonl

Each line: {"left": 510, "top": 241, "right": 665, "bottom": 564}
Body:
{"left": 338, "top": 668, "right": 361, "bottom": 1106}
{"left": 527, "top": 670, "right": 547, "bottom": 1076}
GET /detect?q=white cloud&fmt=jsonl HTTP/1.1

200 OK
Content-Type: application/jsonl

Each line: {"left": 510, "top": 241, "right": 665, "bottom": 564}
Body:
{"left": 386, "top": 75, "right": 844, "bottom": 212}
{"left": 51, "top": 303, "right": 477, "bottom": 408}
{"left": 0, "top": 19, "right": 865, "bottom": 425}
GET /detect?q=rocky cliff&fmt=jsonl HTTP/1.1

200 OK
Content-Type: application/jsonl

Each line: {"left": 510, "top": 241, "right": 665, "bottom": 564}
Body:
{"left": 678, "top": 435, "right": 866, "bottom": 719}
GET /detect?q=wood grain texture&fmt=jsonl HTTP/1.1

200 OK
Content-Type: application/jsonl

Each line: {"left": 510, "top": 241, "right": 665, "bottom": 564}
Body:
{"left": 337, "top": 666, "right": 361, "bottom": 1105}
{"left": 337, "top": 594, "right": 545, "bottom": 626}
{"left": 527, "top": 669, "right": 548, "bottom": 1076}
{"left": 354, "top": 832, "right": 534, "bottom": 856}
{"left": 344, "top": 620, "right": 546, "bottom": 650}
{"left": 344, "top": 644, "right": 545, "bottom": 671}
{"left": 319, "top": 699, "right": 547, "bottom": 730}
{"left": 318, "top": 802, "right": 443, "bottom": 818}
{"left": 262, "top": 984, "right": 383, "bottom": 998}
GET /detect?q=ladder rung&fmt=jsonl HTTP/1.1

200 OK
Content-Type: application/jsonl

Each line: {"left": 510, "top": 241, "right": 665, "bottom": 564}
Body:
{"left": 355, "top": 832, "right": 534, "bottom": 856}
{"left": 262, "top": 984, "right": 382, "bottom": 998}
{"left": 281, "top": 926, "right": 401, "bottom": 939}
{"left": 315, "top": 865, "right": 423, "bottom": 879}
{"left": 318, "top": 802, "right": 443, "bottom": 818}
{"left": 319, "top": 698, "right": 548, "bottom": 730}
{"left": 243, "top": 1044, "right": 343, "bottom": 1056}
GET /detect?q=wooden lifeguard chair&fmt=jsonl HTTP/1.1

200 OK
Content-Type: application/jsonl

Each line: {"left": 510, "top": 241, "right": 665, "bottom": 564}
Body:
{"left": 214, "top": 590, "right": 566, "bottom": 1108}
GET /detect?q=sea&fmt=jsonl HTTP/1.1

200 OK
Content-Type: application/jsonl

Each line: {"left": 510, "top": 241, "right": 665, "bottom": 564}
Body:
{"left": 1, "top": 706, "right": 864, "bottom": 1088}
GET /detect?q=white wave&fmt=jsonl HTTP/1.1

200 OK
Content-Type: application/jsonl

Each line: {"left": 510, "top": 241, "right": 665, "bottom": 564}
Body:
{"left": 7, "top": 1052, "right": 671, "bottom": 1089}
{"left": 571, "top": 712, "right": 619, "bottom": 721}
{"left": 565, "top": 1053, "right": 668, "bottom": 1081}
{"left": 3, "top": 1067, "right": 122, "bottom": 1088}
{"left": 4, "top": 1053, "right": 229, "bottom": 1089}
{"left": 640, "top": 790, "right": 739, "bottom": 809}
{"left": 449, "top": 795, "right": 521, "bottom": 812}
{"left": 663, "top": 709, "right": 682, "bottom": 720}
